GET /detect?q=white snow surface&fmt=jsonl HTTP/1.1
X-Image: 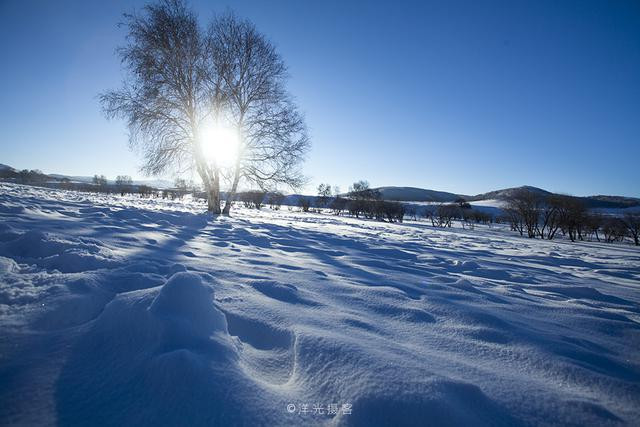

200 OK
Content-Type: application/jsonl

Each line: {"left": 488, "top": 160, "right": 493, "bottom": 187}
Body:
{"left": 0, "top": 183, "right": 639, "bottom": 426}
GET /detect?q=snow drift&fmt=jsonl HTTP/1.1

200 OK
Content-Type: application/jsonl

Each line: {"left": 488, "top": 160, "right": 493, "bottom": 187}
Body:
{"left": 0, "top": 183, "right": 639, "bottom": 426}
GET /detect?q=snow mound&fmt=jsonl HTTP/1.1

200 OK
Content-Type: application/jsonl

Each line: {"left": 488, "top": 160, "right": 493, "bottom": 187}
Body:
{"left": 149, "top": 271, "right": 228, "bottom": 339}
{"left": 54, "top": 272, "right": 255, "bottom": 425}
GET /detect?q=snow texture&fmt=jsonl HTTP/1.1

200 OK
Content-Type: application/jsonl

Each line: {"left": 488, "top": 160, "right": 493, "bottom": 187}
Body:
{"left": 0, "top": 183, "right": 639, "bottom": 426}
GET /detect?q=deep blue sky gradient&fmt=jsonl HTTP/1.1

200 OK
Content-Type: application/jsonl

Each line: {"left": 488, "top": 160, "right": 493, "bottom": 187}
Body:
{"left": 1, "top": 0, "right": 638, "bottom": 196}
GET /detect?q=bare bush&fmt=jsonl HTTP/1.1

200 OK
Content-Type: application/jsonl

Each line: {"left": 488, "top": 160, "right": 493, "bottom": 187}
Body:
{"left": 405, "top": 205, "right": 417, "bottom": 221}
{"left": 553, "top": 196, "right": 587, "bottom": 242}
{"left": 116, "top": 175, "right": 133, "bottom": 196}
{"left": 329, "top": 196, "right": 347, "bottom": 216}
{"left": 138, "top": 185, "right": 154, "bottom": 198}
{"left": 93, "top": 174, "right": 108, "bottom": 192}
{"left": 505, "top": 189, "right": 540, "bottom": 238}
{"left": 298, "top": 196, "right": 311, "bottom": 212}
{"left": 347, "top": 180, "right": 381, "bottom": 218}
{"left": 434, "top": 204, "right": 459, "bottom": 227}
{"left": 584, "top": 213, "right": 603, "bottom": 242}
{"left": 268, "top": 192, "right": 285, "bottom": 210}
{"left": 622, "top": 212, "right": 640, "bottom": 245}
{"left": 18, "top": 169, "right": 47, "bottom": 184}
{"left": 239, "top": 191, "right": 266, "bottom": 209}
{"left": 602, "top": 217, "right": 626, "bottom": 243}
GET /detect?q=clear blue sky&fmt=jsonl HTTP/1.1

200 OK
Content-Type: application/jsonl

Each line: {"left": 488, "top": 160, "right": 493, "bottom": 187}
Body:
{"left": 1, "top": 0, "right": 639, "bottom": 197}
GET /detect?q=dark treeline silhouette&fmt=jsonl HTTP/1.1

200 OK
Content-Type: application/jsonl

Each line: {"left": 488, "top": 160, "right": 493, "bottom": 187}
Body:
{"left": 500, "top": 189, "right": 639, "bottom": 245}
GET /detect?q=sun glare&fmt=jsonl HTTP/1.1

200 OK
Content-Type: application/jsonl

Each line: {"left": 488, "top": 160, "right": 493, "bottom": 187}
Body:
{"left": 199, "top": 122, "right": 241, "bottom": 167}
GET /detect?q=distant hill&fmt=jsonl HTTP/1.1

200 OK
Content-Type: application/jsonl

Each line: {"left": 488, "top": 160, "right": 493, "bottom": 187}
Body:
{"left": 0, "top": 164, "right": 18, "bottom": 179}
{"left": 372, "top": 185, "right": 639, "bottom": 209}
{"left": 467, "top": 186, "right": 553, "bottom": 201}
{"left": 466, "top": 185, "right": 640, "bottom": 209}
{"left": 374, "top": 186, "right": 463, "bottom": 203}
{"left": 579, "top": 195, "right": 640, "bottom": 209}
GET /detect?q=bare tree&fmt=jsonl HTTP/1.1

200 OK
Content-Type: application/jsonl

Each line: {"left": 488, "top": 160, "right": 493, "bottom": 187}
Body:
{"left": 505, "top": 189, "right": 540, "bottom": 238}
{"left": 329, "top": 196, "right": 347, "bottom": 215}
{"left": 538, "top": 196, "right": 560, "bottom": 239}
{"left": 93, "top": 174, "right": 108, "bottom": 191}
{"left": 316, "top": 183, "right": 332, "bottom": 209}
{"left": 455, "top": 197, "right": 471, "bottom": 209}
{"left": 584, "top": 212, "right": 603, "bottom": 242}
{"left": 210, "top": 14, "right": 310, "bottom": 215}
{"left": 101, "top": 0, "right": 226, "bottom": 213}
{"left": 346, "top": 180, "right": 382, "bottom": 218}
{"left": 268, "top": 191, "right": 285, "bottom": 210}
{"left": 298, "top": 196, "right": 311, "bottom": 212}
{"left": 602, "top": 217, "right": 626, "bottom": 243}
{"left": 174, "top": 177, "right": 189, "bottom": 198}
{"left": 434, "top": 204, "right": 458, "bottom": 227}
{"left": 622, "top": 212, "right": 640, "bottom": 246}
{"left": 554, "top": 196, "right": 587, "bottom": 242}
{"left": 405, "top": 205, "right": 417, "bottom": 221}
{"left": 138, "top": 184, "right": 154, "bottom": 198}
{"left": 115, "top": 175, "right": 133, "bottom": 196}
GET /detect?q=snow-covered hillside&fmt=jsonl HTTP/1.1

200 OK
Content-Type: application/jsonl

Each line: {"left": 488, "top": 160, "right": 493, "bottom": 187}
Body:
{"left": 1, "top": 183, "right": 639, "bottom": 426}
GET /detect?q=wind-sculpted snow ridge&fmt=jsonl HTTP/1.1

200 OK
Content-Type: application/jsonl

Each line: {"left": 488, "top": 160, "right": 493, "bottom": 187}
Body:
{"left": 0, "top": 182, "right": 639, "bottom": 426}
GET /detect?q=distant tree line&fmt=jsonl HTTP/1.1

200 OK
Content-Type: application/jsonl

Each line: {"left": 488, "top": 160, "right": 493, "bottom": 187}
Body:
{"left": 5, "top": 168, "right": 637, "bottom": 245}
{"left": 499, "top": 189, "right": 639, "bottom": 245}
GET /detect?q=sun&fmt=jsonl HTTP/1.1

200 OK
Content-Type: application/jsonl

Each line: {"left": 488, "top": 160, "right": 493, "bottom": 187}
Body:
{"left": 198, "top": 121, "right": 241, "bottom": 167}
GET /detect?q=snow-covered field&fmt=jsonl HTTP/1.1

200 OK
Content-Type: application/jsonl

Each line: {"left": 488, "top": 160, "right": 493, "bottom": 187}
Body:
{"left": 1, "top": 182, "right": 639, "bottom": 426}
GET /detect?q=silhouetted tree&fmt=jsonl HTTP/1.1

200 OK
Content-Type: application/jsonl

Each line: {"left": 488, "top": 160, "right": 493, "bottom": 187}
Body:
{"left": 584, "top": 212, "right": 603, "bottom": 242}
{"left": 101, "top": 1, "right": 228, "bottom": 213}
{"left": 268, "top": 191, "right": 285, "bottom": 210}
{"left": 554, "top": 196, "right": 587, "bottom": 242}
{"left": 455, "top": 197, "right": 471, "bottom": 209}
{"left": 434, "top": 204, "right": 458, "bottom": 227}
{"left": 329, "top": 196, "right": 347, "bottom": 215}
{"left": 347, "top": 180, "right": 381, "bottom": 218}
{"left": 622, "top": 212, "right": 640, "bottom": 246}
{"left": 505, "top": 189, "right": 540, "bottom": 238}
{"left": 138, "top": 185, "right": 154, "bottom": 198}
{"left": 93, "top": 174, "right": 108, "bottom": 191}
{"left": 213, "top": 14, "right": 310, "bottom": 214}
{"left": 116, "top": 175, "right": 133, "bottom": 196}
{"left": 174, "top": 178, "right": 189, "bottom": 199}
{"left": 316, "top": 183, "right": 332, "bottom": 209}
{"left": 298, "top": 196, "right": 311, "bottom": 212}
{"left": 405, "top": 205, "right": 417, "bottom": 221}
{"left": 602, "top": 217, "right": 626, "bottom": 243}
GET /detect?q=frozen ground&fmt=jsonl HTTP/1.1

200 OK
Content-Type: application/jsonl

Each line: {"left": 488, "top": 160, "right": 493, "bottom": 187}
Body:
{"left": 0, "top": 182, "right": 639, "bottom": 426}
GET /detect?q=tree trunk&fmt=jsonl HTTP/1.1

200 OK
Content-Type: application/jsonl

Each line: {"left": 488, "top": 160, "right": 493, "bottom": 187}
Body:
{"left": 222, "top": 174, "right": 239, "bottom": 215}
{"left": 208, "top": 188, "right": 221, "bottom": 214}
{"left": 195, "top": 160, "right": 221, "bottom": 215}
{"left": 222, "top": 159, "right": 242, "bottom": 215}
